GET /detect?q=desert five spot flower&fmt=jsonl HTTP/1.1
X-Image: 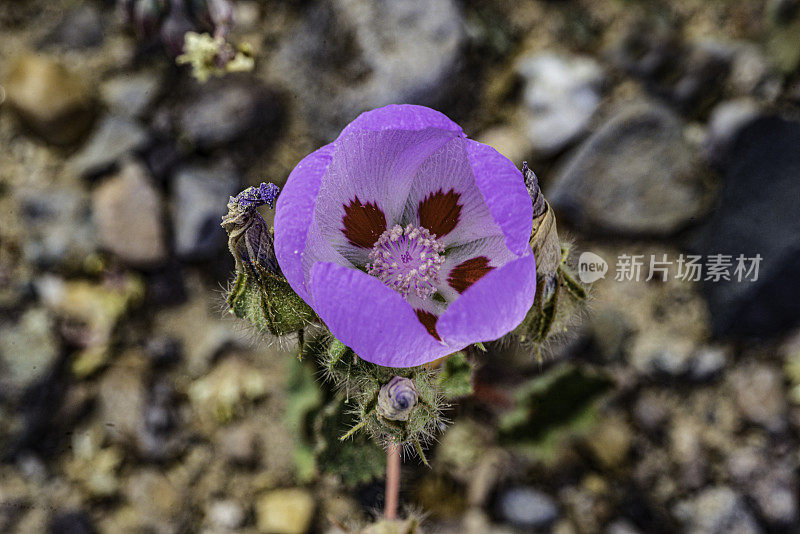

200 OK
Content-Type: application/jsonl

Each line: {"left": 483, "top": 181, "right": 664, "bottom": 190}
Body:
{"left": 274, "top": 105, "right": 537, "bottom": 367}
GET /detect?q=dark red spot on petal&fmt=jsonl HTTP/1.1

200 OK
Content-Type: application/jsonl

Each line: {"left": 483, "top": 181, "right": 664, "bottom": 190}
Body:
{"left": 415, "top": 309, "right": 442, "bottom": 341}
{"left": 418, "top": 189, "right": 461, "bottom": 238}
{"left": 342, "top": 197, "right": 386, "bottom": 248}
{"left": 448, "top": 256, "right": 493, "bottom": 294}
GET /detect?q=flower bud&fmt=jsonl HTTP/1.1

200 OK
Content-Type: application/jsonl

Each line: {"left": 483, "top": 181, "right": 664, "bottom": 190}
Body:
{"left": 523, "top": 161, "right": 561, "bottom": 280}
{"left": 223, "top": 183, "right": 317, "bottom": 336}
{"left": 377, "top": 376, "right": 419, "bottom": 422}
{"left": 523, "top": 161, "right": 547, "bottom": 219}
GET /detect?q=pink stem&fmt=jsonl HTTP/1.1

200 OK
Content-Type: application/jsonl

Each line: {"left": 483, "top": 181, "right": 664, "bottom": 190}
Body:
{"left": 384, "top": 442, "right": 401, "bottom": 520}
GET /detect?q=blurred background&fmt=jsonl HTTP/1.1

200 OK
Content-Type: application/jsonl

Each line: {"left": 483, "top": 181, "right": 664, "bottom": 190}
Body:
{"left": 1, "top": 0, "right": 800, "bottom": 532}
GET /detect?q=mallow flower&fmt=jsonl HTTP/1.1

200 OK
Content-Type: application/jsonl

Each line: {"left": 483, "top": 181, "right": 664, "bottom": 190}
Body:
{"left": 274, "top": 105, "right": 536, "bottom": 367}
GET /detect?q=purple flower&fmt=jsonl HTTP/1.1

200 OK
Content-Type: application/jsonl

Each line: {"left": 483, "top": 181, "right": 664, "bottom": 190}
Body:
{"left": 274, "top": 105, "right": 536, "bottom": 367}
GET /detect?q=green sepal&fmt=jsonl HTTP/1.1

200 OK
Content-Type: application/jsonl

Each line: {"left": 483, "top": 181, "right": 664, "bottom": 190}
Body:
{"left": 227, "top": 266, "right": 317, "bottom": 336}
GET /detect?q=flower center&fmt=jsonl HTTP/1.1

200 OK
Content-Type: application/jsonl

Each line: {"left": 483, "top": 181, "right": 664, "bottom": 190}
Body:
{"left": 367, "top": 224, "right": 445, "bottom": 299}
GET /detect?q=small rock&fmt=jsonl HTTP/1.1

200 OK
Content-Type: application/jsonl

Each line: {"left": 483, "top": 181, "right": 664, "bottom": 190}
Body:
{"left": 688, "top": 346, "right": 729, "bottom": 381}
{"left": 207, "top": 499, "right": 245, "bottom": 530}
{"left": 140, "top": 379, "right": 183, "bottom": 461}
{"left": 36, "top": 274, "right": 143, "bottom": 377}
{"left": 125, "top": 469, "right": 184, "bottom": 531}
{"left": 675, "top": 486, "right": 762, "bottom": 534}
{"left": 47, "top": 510, "right": 97, "bottom": 534}
{"left": 40, "top": 5, "right": 104, "bottom": 50}
{"left": 497, "top": 487, "right": 559, "bottom": 530}
{"left": 144, "top": 337, "right": 182, "bottom": 367}
{"left": 69, "top": 116, "right": 149, "bottom": 178}
{"left": 4, "top": 54, "right": 96, "bottom": 145}
{"left": 272, "top": 0, "right": 465, "bottom": 139}
{"left": 608, "top": 29, "right": 730, "bottom": 115}
{"left": 606, "top": 520, "right": 641, "bottom": 534}
{"left": 516, "top": 52, "right": 604, "bottom": 156}
{"left": 217, "top": 421, "right": 259, "bottom": 465}
{"left": 703, "top": 99, "right": 761, "bottom": 166}
{"left": 588, "top": 309, "right": 633, "bottom": 363}
{"left": 101, "top": 71, "right": 162, "bottom": 119}
{"left": 766, "top": 0, "right": 800, "bottom": 73}
{"left": 92, "top": 160, "right": 167, "bottom": 267}
{"left": 758, "top": 484, "right": 798, "bottom": 527}
{"left": 586, "top": 416, "right": 632, "bottom": 469}
{"left": 750, "top": 461, "right": 799, "bottom": 527}
{"left": 669, "top": 415, "right": 707, "bottom": 489}
{"left": 728, "top": 44, "right": 782, "bottom": 100}
{"left": 690, "top": 116, "right": 800, "bottom": 338}
{"left": 189, "top": 356, "right": 274, "bottom": 424}
{"left": 176, "top": 77, "right": 280, "bottom": 150}
{"left": 0, "top": 308, "right": 58, "bottom": 394}
{"left": 98, "top": 352, "right": 148, "bottom": 448}
{"left": 549, "top": 103, "right": 711, "bottom": 236}
{"left": 729, "top": 363, "right": 787, "bottom": 432}
{"left": 630, "top": 332, "right": 697, "bottom": 377}
{"left": 633, "top": 391, "right": 670, "bottom": 433}
{"left": 17, "top": 187, "right": 96, "bottom": 270}
{"left": 171, "top": 163, "right": 240, "bottom": 261}
{"left": 152, "top": 287, "right": 253, "bottom": 377}
{"left": 256, "top": 488, "right": 315, "bottom": 534}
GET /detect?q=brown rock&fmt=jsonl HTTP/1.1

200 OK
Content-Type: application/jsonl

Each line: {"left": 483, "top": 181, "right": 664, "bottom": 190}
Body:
{"left": 256, "top": 488, "right": 315, "bottom": 534}
{"left": 3, "top": 54, "right": 95, "bottom": 145}
{"left": 92, "top": 161, "right": 167, "bottom": 266}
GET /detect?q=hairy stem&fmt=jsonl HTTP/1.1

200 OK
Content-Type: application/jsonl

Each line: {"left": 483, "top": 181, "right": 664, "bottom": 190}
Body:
{"left": 385, "top": 442, "right": 401, "bottom": 520}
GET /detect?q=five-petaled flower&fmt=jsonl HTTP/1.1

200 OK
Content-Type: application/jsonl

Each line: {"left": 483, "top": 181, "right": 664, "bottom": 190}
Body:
{"left": 274, "top": 105, "right": 536, "bottom": 367}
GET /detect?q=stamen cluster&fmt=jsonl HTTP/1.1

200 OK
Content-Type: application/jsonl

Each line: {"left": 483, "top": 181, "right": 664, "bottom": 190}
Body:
{"left": 368, "top": 224, "right": 445, "bottom": 299}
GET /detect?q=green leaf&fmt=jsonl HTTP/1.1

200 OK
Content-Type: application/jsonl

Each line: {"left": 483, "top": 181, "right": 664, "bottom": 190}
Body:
{"left": 437, "top": 351, "right": 474, "bottom": 399}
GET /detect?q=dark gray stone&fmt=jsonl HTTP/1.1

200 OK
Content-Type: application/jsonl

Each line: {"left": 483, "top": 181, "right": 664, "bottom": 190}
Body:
{"left": 69, "top": 116, "right": 150, "bottom": 178}
{"left": 691, "top": 116, "right": 800, "bottom": 337}
{"left": 549, "top": 103, "right": 712, "bottom": 236}
{"left": 101, "top": 72, "right": 162, "bottom": 119}
{"left": 171, "top": 163, "right": 240, "bottom": 260}
{"left": 40, "top": 5, "right": 104, "bottom": 50}
{"left": 176, "top": 77, "right": 280, "bottom": 151}
{"left": 18, "top": 187, "right": 96, "bottom": 270}
{"left": 271, "top": 0, "right": 464, "bottom": 140}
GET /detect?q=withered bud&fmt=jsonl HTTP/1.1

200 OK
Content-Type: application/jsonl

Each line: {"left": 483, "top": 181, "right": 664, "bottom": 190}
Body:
{"left": 221, "top": 183, "right": 281, "bottom": 276}
{"left": 523, "top": 161, "right": 547, "bottom": 219}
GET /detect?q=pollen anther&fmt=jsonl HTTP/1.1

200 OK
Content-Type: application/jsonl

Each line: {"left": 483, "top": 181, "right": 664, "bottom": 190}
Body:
{"left": 367, "top": 224, "right": 445, "bottom": 299}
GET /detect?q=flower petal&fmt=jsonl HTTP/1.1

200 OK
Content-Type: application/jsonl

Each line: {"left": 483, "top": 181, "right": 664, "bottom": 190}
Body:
{"left": 309, "top": 262, "right": 457, "bottom": 367}
{"left": 465, "top": 140, "right": 533, "bottom": 256}
{"left": 315, "top": 127, "right": 459, "bottom": 264}
{"left": 403, "top": 137, "right": 504, "bottom": 248}
{"left": 436, "top": 235, "right": 519, "bottom": 302}
{"left": 274, "top": 143, "right": 335, "bottom": 302}
{"left": 339, "top": 104, "right": 464, "bottom": 138}
{"left": 437, "top": 253, "right": 537, "bottom": 346}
